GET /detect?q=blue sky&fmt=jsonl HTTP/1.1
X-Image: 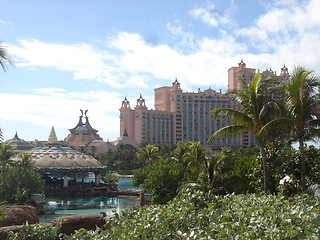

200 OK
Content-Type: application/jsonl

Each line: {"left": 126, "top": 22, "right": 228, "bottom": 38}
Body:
{"left": 1, "top": 0, "right": 320, "bottom": 142}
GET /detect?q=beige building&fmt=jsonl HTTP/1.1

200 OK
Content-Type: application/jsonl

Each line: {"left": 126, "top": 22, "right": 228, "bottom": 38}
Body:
{"left": 119, "top": 61, "right": 290, "bottom": 150}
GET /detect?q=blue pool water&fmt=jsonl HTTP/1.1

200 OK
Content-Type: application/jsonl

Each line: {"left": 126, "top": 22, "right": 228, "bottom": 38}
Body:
{"left": 39, "top": 178, "right": 141, "bottom": 223}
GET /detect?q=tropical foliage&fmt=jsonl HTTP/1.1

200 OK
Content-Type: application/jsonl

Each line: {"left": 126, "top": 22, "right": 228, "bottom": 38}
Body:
{"left": 0, "top": 128, "right": 3, "bottom": 144}
{"left": 0, "top": 41, "right": 13, "bottom": 72}
{"left": 8, "top": 189, "right": 320, "bottom": 239}
{"left": 263, "top": 66, "right": 320, "bottom": 191}
{"left": 97, "top": 144, "right": 142, "bottom": 172}
{"left": 208, "top": 73, "right": 282, "bottom": 194}
{"left": 133, "top": 158, "right": 184, "bottom": 203}
{"left": 0, "top": 144, "right": 44, "bottom": 203}
{"left": 136, "top": 144, "right": 160, "bottom": 163}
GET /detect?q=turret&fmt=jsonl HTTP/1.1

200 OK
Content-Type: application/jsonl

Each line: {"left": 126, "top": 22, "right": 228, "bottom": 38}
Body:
{"left": 172, "top": 78, "right": 182, "bottom": 92}
{"left": 121, "top": 97, "right": 131, "bottom": 109}
{"left": 238, "top": 59, "right": 246, "bottom": 70}
{"left": 135, "top": 94, "right": 147, "bottom": 109}
{"left": 280, "top": 64, "right": 289, "bottom": 76}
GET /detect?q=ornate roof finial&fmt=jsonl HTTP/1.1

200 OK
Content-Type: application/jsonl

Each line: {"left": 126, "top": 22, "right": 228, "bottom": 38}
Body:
{"left": 123, "top": 129, "right": 129, "bottom": 137}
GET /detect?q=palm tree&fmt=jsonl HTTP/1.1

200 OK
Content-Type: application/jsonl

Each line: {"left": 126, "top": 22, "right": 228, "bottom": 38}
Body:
{"left": 182, "top": 142, "right": 208, "bottom": 179}
{"left": 0, "top": 42, "right": 13, "bottom": 144}
{"left": 136, "top": 144, "right": 160, "bottom": 163}
{"left": 0, "top": 143, "right": 15, "bottom": 199}
{"left": 262, "top": 66, "right": 320, "bottom": 191}
{"left": 0, "top": 128, "right": 3, "bottom": 144}
{"left": 208, "top": 73, "right": 280, "bottom": 194}
{"left": 0, "top": 41, "right": 13, "bottom": 72}
{"left": 207, "top": 148, "right": 248, "bottom": 194}
{"left": 15, "top": 152, "right": 34, "bottom": 171}
{"left": 14, "top": 152, "right": 34, "bottom": 188}
{"left": 172, "top": 142, "right": 190, "bottom": 163}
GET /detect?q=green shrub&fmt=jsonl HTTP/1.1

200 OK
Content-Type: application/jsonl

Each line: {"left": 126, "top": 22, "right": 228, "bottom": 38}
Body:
{"left": 7, "top": 191, "right": 320, "bottom": 239}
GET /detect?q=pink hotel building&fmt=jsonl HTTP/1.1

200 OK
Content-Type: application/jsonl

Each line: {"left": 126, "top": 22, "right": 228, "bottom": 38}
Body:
{"left": 119, "top": 61, "right": 289, "bottom": 150}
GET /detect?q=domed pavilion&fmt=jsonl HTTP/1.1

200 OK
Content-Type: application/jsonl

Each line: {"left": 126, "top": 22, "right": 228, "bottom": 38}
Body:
{"left": 30, "top": 126, "right": 108, "bottom": 191}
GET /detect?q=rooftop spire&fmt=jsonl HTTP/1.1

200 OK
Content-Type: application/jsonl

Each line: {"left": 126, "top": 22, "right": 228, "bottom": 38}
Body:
{"left": 84, "top": 110, "right": 98, "bottom": 134}
{"left": 48, "top": 126, "right": 58, "bottom": 143}
{"left": 123, "top": 129, "right": 129, "bottom": 137}
{"left": 69, "top": 109, "right": 85, "bottom": 133}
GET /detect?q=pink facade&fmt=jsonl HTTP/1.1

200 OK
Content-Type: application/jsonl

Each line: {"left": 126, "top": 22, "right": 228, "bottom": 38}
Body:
{"left": 119, "top": 61, "right": 290, "bottom": 149}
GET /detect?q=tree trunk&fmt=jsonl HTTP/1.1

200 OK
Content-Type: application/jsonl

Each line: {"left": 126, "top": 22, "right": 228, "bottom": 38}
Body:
{"left": 299, "top": 139, "right": 306, "bottom": 192}
{"left": 259, "top": 145, "right": 268, "bottom": 194}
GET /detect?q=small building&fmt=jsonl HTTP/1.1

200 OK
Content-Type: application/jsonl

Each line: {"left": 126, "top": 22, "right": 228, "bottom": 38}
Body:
{"left": 6, "top": 132, "right": 34, "bottom": 152}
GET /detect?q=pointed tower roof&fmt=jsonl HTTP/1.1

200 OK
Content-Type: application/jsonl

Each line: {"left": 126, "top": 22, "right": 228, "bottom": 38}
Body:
{"left": 123, "top": 129, "right": 129, "bottom": 137}
{"left": 135, "top": 94, "right": 147, "bottom": 109}
{"left": 280, "top": 64, "right": 289, "bottom": 76}
{"left": 69, "top": 109, "right": 84, "bottom": 134}
{"left": 6, "top": 132, "right": 34, "bottom": 151}
{"left": 14, "top": 131, "right": 19, "bottom": 139}
{"left": 121, "top": 96, "right": 131, "bottom": 109}
{"left": 83, "top": 110, "right": 98, "bottom": 134}
{"left": 48, "top": 126, "right": 58, "bottom": 143}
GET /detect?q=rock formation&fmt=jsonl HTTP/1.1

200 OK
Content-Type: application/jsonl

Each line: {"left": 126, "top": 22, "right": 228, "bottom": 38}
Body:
{"left": 50, "top": 212, "right": 107, "bottom": 235}
{"left": 0, "top": 205, "right": 39, "bottom": 227}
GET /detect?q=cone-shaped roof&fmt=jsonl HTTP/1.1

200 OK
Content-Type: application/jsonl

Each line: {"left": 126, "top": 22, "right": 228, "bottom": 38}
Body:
{"left": 48, "top": 126, "right": 58, "bottom": 143}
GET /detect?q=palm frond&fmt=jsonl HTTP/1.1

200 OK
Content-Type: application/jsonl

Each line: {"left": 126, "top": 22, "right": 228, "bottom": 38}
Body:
{"left": 208, "top": 125, "right": 247, "bottom": 142}
{"left": 258, "top": 118, "right": 292, "bottom": 139}
{"left": 212, "top": 108, "right": 253, "bottom": 125}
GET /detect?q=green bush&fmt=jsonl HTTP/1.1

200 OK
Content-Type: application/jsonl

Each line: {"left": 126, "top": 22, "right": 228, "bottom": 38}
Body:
{"left": 0, "top": 167, "right": 44, "bottom": 203}
{"left": 133, "top": 158, "right": 184, "bottom": 204}
{"left": 9, "top": 191, "right": 319, "bottom": 239}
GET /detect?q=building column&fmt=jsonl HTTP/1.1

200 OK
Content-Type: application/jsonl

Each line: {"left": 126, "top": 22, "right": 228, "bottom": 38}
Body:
{"left": 95, "top": 173, "right": 101, "bottom": 186}
{"left": 74, "top": 173, "right": 78, "bottom": 182}
{"left": 63, "top": 176, "right": 68, "bottom": 188}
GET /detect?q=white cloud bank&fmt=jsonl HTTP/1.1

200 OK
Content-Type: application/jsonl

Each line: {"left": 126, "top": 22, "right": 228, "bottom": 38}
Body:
{"left": 0, "top": 89, "right": 123, "bottom": 140}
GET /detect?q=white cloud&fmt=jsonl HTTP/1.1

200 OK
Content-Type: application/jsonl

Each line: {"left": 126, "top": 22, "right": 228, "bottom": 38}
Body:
{"left": 236, "top": 0, "right": 320, "bottom": 50}
{"left": 233, "top": 0, "right": 320, "bottom": 75}
{"left": 0, "top": 89, "right": 123, "bottom": 141}
{"left": 189, "top": 2, "right": 234, "bottom": 27}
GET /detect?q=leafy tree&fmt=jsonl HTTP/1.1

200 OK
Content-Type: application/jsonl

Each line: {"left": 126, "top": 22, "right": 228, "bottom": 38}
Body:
{"left": 209, "top": 73, "right": 281, "bottom": 194}
{"left": 0, "top": 167, "right": 44, "bottom": 203}
{"left": 97, "top": 144, "right": 141, "bottom": 172}
{"left": 133, "top": 158, "right": 184, "bottom": 204}
{"left": 263, "top": 66, "right": 320, "bottom": 191}
{"left": 136, "top": 144, "right": 160, "bottom": 164}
